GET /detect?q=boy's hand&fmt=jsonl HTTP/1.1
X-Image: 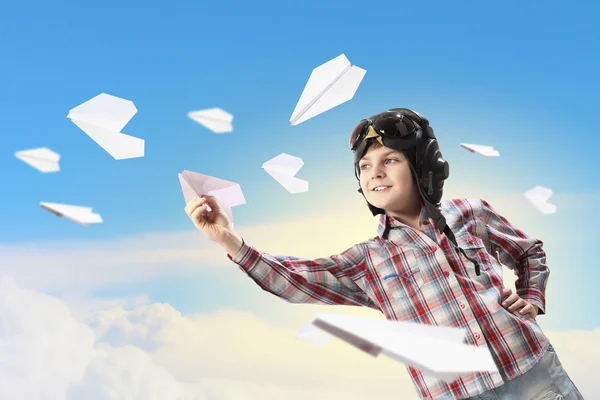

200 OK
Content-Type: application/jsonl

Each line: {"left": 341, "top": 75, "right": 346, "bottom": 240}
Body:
{"left": 184, "top": 195, "right": 233, "bottom": 244}
{"left": 501, "top": 287, "right": 539, "bottom": 319}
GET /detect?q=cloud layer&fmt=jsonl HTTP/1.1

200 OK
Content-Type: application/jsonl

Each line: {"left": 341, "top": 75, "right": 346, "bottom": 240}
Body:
{"left": 0, "top": 274, "right": 597, "bottom": 399}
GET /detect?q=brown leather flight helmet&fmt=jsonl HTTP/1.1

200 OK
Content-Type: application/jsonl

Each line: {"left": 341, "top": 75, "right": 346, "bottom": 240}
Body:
{"left": 350, "top": 108, "right": 450, "bottom": 217}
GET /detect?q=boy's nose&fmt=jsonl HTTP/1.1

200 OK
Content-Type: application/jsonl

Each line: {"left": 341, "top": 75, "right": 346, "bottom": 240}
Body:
{"left": 371, "top": 167, "right": 386, "bottom": 178}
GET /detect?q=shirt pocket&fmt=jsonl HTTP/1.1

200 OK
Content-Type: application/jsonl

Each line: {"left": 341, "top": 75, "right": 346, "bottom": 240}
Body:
{"left": 456, "top": 234, "right": 493, "bottom": 273}
{"left": 376, "top": 248, "right": 425, "bottom": 300}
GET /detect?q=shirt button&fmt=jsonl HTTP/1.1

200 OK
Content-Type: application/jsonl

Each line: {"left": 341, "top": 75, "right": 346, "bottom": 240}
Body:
{"left": 474, "top": 333, "right": 480, "bottom": 339}
{"left": 423, "top": 220, "right": 429, "bottom": 225}
{"left": 459, "top": 303, "right": 465, "bottom": 309}
{"left": 444, "top": 271, "right": 450, "bottom": 277}
{"left": 432, "top": 246, "right": 438, "bottom": 252}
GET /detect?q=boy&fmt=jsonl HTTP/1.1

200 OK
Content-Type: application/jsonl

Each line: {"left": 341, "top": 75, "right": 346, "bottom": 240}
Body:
{"left": 184, "top": 108, "right": 584, "bottom": 399}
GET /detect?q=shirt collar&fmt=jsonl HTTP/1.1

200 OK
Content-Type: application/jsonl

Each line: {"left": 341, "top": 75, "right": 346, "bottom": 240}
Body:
{"left": 376, "top": 207, "right": 429, "bottom": 239}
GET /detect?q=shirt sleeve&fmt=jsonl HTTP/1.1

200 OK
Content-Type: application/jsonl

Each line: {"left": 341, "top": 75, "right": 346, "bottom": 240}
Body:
{"left": 226, "top": 239, "right": 379, "bottom": 310}
{"left": 478, "top": 199, "right": 549, "bottom": 315}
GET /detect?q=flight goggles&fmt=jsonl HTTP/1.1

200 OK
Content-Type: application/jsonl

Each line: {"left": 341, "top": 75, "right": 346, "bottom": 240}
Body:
{"left": 349, "top": 111, "right": 419, "bottom": 152}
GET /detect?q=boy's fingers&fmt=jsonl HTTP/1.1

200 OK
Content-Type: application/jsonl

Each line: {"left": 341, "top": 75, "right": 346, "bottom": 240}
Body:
{"left": 502, "top": 287, "right": 512, "bottom": 297}
{"left": 203, "top": 195, "right": 220, "bottom": 208}
{"left": 519, "top": 304, "right": 537, "bottom": 317}
{"left": 502, "top": 293, "right": 519, "bottom": 306}
{"left": 190, "top": 204, "right": 208, "bottom": 224}
{"left": 184, "top": 196, "right": 201, "bottom": 213}
{"left": 184, "top": 196, "right": 209, "bottom": 215}
{"left": 508, "top": 299, "right": 526, "bottom": 312}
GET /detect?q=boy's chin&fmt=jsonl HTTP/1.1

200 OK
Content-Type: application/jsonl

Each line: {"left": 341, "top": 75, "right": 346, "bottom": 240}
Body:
{"left": 368, "top": 201, "right": 389, "bottom": 211}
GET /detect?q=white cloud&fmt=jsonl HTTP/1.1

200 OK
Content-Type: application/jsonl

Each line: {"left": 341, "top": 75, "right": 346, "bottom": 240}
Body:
{"left": 1, "top": 273, "right": 598, "bottom": 399}
{"left": 0, "top": 273, "right": 419, "bottom": 400}
{"left": 0, "top": 275, "right": 96, "bottom": 400}
{"left": 65, "top": 344, "right": 206, "bottom": 400}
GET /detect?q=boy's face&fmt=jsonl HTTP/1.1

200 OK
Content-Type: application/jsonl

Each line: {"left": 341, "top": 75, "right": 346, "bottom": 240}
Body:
{"left": 358, "top": 144, "right": 421, "bottom": 216}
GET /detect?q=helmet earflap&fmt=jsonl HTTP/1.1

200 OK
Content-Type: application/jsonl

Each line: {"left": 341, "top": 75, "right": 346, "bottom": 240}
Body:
{"left": 417, "top": 138, "right": 449, "bottom": 205}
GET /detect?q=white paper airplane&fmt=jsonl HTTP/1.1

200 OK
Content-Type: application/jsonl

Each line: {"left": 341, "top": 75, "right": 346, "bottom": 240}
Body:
{"left": 261, "top": 153, "right": 308, "bottom": 193}
{"left": 178, "top": 170, "right": 246, "bottom": 225}
{"left": 460, "top": 143, "right": 500, "bottom": 157}
{"left": 289, "top": 54, "right": 366, "bottom": 126}
{"left": 524, "top": 186, "right": 556, "bottom": 214}
{"left": 14, "top": 147, "right": 61, "bottom": 173}
{"left": 305, "top": 313, "right": 498, "bottom": 382}
{"left": 66, "top": 93, "right": 144, "bottom": 160}
{"left": 296, "top": 322, "right": 331, "bottom": 346}
{"left": 40, "top": 202, "right": 103, "bottom": 226}
{"left": 188, "top": 108, "right": 233, "bottom": 133}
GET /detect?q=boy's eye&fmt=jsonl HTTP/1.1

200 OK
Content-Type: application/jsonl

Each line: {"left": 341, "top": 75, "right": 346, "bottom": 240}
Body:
{"left": 359, "top": 159, "right": 397, "bottom": 170}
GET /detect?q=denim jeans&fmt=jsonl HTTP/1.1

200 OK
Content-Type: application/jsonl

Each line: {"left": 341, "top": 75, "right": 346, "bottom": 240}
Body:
{"left": 466, "top": 344, "right": 585, "bottom": 400}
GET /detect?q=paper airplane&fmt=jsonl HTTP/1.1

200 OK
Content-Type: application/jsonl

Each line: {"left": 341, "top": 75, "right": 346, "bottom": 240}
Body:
{"left": 178, "top": 170, "right": 246, "bottom": 225}
{"left": 460, "top": 143, "right": 500, "bottom": 157}
{"left": 40, "top": 202, "right": 103, "bottom": 226}
{"left": 261, "top": 153, "right": 308, "bottom": 193}
{"left": 14, "top": 147, "right": 61, "bottom": 173}
{"left": 524, "top": 186, "right": 556, "bottom": 214}
{"left": 188, "top": 108, "right": 233, "bottom": 133}
{"left": 289, "top": 54, "right": 366, "bottom": 126}
{"left": 67, "top": 93, "right": 144, "bottom": 160}
{"left": 305, "top": 313, "right": 498, "bottom": 382}
{"left": 296, "top": 322, "right": 331, "bottom": 346}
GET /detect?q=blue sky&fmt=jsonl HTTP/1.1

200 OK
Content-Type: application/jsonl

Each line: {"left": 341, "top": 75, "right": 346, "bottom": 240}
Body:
{"left": 1, "top": 0, "right": 598, "bottom": 330}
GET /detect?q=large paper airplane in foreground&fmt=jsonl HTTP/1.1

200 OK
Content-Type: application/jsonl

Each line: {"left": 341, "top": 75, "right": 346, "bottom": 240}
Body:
{"left": 14, "top": 147, "right": 61, "bottom": 173}
{"left": 261, "top": 153, "right": 308, "bottom": 193}
{"left": 67, "top": 93, "right": 144, "bottom": 160}
{"left": 460, "top": 143, "right": 500, "bottom": 157}
{"left": 524, "top": 186, "right": 556, "bottom": 214}
{"left": 297, "top": 322, "right": 331, "bottom": 346}
{"left": 188, "top": 107, "right": 233, "bottom": 133}
{"left": 289, "top": 54, "right": 366, "bottom": 126}
{"left": 297, "top": 313, "right": 498, "bottom": 382}
{"left": 178, "top": 170, "right": 246, "bottom": 225}
{"left": 40, "top": 202, "right": 103, "bottom": 226}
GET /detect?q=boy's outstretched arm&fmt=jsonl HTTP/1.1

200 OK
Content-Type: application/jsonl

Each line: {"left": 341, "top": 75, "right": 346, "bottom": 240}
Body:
{"left": 223, "top": 234, "right": 378, "bottom": 310}
{"left": 478, "top": 199, "right": 549, "bottom": 315}
{"left": 185, "top": 195, "right": 378, "bottom": 310}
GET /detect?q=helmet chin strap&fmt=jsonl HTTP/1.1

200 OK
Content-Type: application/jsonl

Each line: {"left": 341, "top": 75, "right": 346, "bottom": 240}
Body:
{"left": 406, "top": 162, "right": 447, "bottom": 234}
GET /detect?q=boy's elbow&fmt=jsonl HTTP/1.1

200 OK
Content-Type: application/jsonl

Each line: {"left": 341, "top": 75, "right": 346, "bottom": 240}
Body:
{"left": 518, "top": 239, "right": 545, "bottom": 262}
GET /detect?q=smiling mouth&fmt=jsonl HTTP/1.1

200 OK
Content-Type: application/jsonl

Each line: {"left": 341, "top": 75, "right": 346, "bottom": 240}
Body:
{"left": 372, "top": 186, "right": 391, "bottom": 192}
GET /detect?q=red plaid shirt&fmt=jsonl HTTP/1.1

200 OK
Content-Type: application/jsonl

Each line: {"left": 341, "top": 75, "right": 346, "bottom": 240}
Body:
{"left": 227, "top": 198, "right": 551, "bottom": 399}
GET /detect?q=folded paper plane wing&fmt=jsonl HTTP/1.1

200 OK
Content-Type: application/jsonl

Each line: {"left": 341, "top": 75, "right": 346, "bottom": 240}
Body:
{"left": 188, "top": 108, "right": 233, "bottom": 133}
{"left": 261, "top": 153, "right": 308, "bottom": 193}
{"left": 67, "top": 93, "right": 144, "bottom": 160}
{"left": 290, "top": 54, "right": 366, "bottom": 126}
{"left": 296, "top": 322, "right": 331, "bottom": 346}
{"left": 460, "top": 143, "right": 500, "bottom": 157}
{"left": 15, "top": 147, "right": 61, "bottom": 173}
{"left": 40, "top": 202, "right": 102, "bottom": 226}
{"left": 307, "top": 313, "right": 498, "bottom": 382}
{"left": 524, "top": 186, "right": 556, "bottom": 214}
{"left": 178, "top": 170, "right": 246, "bottom": 225}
